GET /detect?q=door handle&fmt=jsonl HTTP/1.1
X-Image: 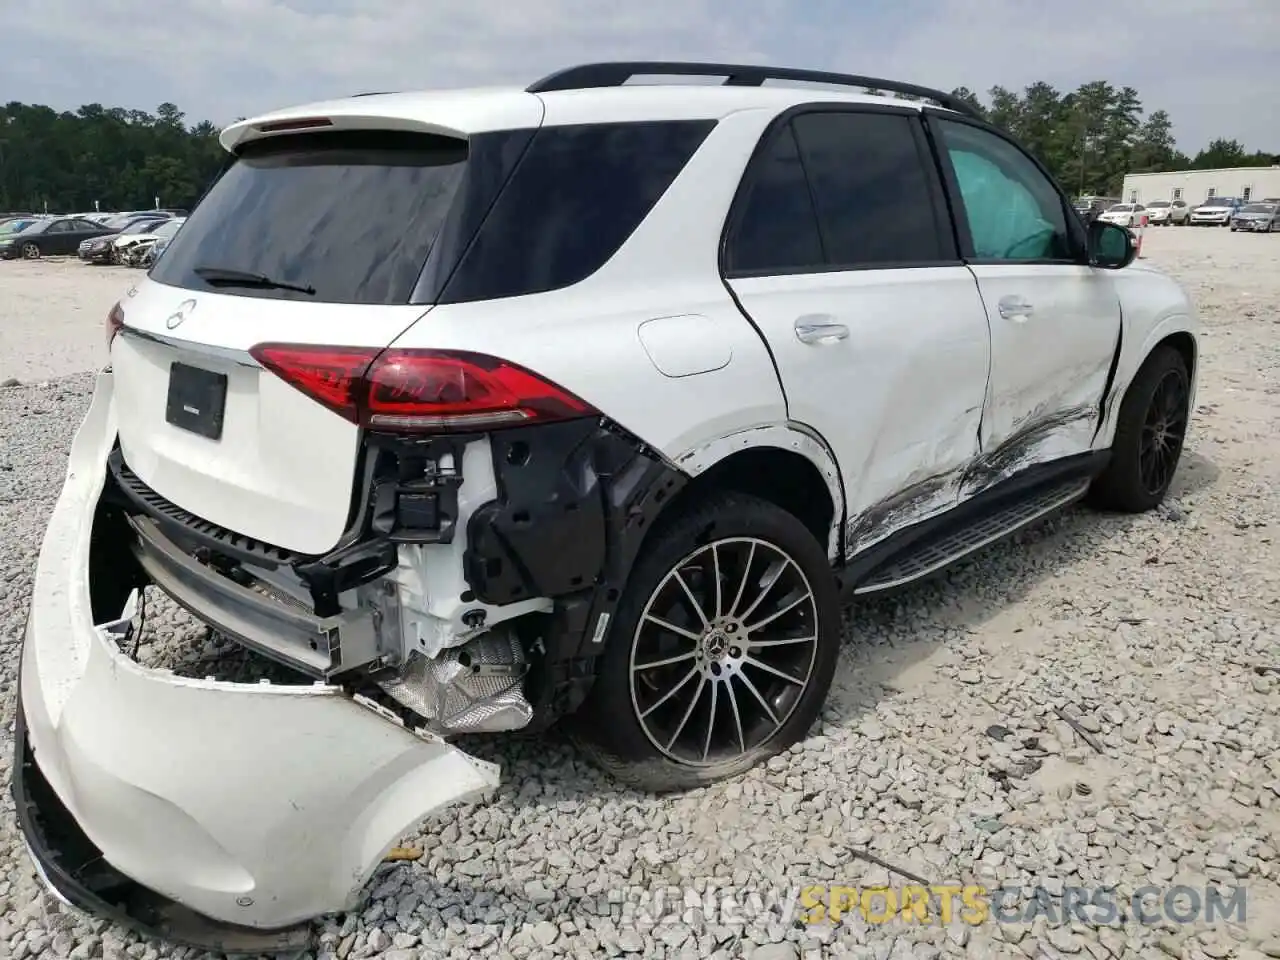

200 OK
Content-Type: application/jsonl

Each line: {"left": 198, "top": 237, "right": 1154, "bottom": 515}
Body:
{"left": 794, "top": 316, "right": 849, "bottom": 344}
{"left": 997, "top": 296, "right": 1034, "bottom": 321}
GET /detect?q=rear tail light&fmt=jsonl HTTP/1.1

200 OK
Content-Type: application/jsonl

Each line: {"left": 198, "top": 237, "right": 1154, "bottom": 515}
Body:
{"left": 249, "top": 343, "right": 598, "bottom": 433}
{"left": 106, "top": 302, "right": 124, "bottom": 348}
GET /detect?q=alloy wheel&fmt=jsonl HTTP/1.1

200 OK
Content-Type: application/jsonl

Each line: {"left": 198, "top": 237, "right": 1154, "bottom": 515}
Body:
{"left": 22, "top": 242, "right": 40, "bottom": 260}
{"left": 1139, "top": 368, "right": 1189, "bottom": 497}
{"left": 628, "top": 537, "right": 819, "bottom": 767}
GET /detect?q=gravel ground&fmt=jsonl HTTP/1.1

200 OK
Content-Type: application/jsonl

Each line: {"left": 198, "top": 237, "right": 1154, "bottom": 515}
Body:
{"left": 0, "top": 257, "right": 132, "bottom": 385}
{"left": 1, "top": 228, "right": 1278, "bottom": 960}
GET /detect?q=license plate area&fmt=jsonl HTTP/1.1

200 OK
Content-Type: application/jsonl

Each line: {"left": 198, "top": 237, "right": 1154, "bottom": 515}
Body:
{"left": 165, "top": 362, "right": 227, "bottom": 440}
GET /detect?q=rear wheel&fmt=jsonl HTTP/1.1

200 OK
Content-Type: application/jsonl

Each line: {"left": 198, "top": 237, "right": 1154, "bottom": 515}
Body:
{"left": 1089, "top": 345, "right": 1190, "bottom": 513}
{"left": 573, "top": 492, "right": 842, "bottom": 792}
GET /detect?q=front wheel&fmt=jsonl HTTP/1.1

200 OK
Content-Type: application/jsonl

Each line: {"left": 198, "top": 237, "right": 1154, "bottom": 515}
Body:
{"left": 1089, "top": 345, "right": 1190, "bottom": 513}
{"left": 573, "top": 492, "right": 842, "bottom": 792}
{"left": 21, "top": 242, "right": 40, "bottom": 260}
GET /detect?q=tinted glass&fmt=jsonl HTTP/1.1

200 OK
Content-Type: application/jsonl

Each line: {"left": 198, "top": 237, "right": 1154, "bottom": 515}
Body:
{"left": 724, "top": 125, "right": 824, "bottom": 275}
{"left": 938, "top": 119, "right": 1073, "bottom": 261}
{"left": 1148, "top": 201, "right": 1170, "bottom": 208}
{"left": 791, "top": 112, "right": 943, "bottom": 266}
{"left": 151, "top": 130, "right": 469, "bottom": 304}
{"left": 1241, "top": 204, "right": 1275, "bottom": 213}
{"left": 438, "top": 120, "right": 714, "bottom": 303}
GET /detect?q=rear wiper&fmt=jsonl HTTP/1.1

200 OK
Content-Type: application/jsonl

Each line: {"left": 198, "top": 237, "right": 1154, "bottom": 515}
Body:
{"left": 193, "top": 265, "right": 316, "bottom": 295}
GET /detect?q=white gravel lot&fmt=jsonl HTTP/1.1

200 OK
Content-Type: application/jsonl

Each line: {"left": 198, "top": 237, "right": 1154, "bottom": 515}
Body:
{"left": 0, "top": 258, "right": 130, "bottom": 385}
{"left": 1, "top": 228, "right": 1278, "bottom": 960}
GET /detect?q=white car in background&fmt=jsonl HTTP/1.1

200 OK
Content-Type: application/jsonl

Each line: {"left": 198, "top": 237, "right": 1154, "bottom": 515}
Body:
{"left": 114, "top": 217, "right": 186, "bottom": 265}
{"left": 1143, "top": 200, "right": 1189, "bottom": 225}
{"left": 1190, "top": 198, "right": 1240, "bottom": 226}
{"left": 13, "top": 60, "right": 1201, "bottom": 949}
{"left": 1098, "top": 202, "right": 1147, "bottom": 228}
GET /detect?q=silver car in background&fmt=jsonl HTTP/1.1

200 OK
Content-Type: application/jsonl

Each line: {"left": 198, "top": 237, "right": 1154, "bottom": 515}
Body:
{"left": 1144, "top": 199, "right": 1190, "bottom": 225}
{"left": 1230, "top": 202, "right": 1279, "bottom": 233}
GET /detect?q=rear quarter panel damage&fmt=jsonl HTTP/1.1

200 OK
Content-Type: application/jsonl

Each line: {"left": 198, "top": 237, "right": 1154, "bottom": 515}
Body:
{"left": 675, "top": 424, "right": 847, "bottom": 561}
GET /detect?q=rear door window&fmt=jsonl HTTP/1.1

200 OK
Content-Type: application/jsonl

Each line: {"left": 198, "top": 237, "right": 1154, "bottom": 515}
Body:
{"left": 723, "top": 125, "right": 825, "bottom": 275}
{"left": 789, "top": 111, "right": 946, "bottom": 267}
{"left": 150, "top": 130, "right": 470, "bottom": 304}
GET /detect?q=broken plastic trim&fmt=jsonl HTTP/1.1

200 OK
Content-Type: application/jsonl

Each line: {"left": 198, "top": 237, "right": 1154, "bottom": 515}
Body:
{"left": 462, "top": 418, "right": 688, "bottom": 725}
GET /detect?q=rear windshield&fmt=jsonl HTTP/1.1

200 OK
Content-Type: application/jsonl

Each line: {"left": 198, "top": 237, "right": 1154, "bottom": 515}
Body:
{"left": 150, "top": 130, "right": 469, "bottom": 304}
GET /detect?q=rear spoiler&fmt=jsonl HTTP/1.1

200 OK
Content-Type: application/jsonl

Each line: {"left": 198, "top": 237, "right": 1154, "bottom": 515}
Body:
{"left": 219, "top": 89, "right": 544, "bottom": 154}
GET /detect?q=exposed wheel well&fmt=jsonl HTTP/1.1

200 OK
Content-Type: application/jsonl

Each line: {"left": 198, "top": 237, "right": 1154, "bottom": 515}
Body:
{"left": 1158, "top": 331, "right": 1196, "bottom": 381}
{"left": 671, "top": 447, "right": 837, "bottom": 550}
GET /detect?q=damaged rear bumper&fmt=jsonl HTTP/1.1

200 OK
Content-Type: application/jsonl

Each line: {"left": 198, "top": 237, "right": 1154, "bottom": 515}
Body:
{"left": 12, "top": 371, "right": 499, "bottom": 943}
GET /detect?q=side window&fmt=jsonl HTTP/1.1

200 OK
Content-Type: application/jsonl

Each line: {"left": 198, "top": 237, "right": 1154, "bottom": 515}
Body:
{"left": 724, "top": 125, "right": 824, "bottom": 275}
{"left": 439, "top": 120, "right": 715, "bottom": 303}
{"left": 47, "top": 221, "right": 71, "bottom": 233}
{"left": 935, "top": 119, "right": 1073, "bottom": 261}
{"left": 790, "top": 111, "right": 944, "bottom": 267}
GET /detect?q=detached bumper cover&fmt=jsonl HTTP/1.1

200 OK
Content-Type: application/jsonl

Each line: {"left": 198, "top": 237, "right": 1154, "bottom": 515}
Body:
{"left": 14, "top": 371, "right": 500, "bottom": 939}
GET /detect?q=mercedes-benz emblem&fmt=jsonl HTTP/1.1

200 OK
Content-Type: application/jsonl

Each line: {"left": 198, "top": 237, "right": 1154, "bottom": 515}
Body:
{"left": 166, "top": 299, "right": 197, "bottom": 330}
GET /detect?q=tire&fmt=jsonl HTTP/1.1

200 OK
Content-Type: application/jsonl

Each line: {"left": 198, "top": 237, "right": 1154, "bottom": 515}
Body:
{"left": 572, "top": 491, "right": 842, "bottom": 792}
{"left": 1088, "top": 345, "right": 1190, "bottom": 513}
{"left": 21, "top": 242, "right": 40, "bottom": 260}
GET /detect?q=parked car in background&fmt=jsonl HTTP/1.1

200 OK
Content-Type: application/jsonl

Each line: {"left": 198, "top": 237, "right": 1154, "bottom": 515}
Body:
{"left": 117, "top": 217, "right": 186, "bottom": 266}
{"left": 1230, "top": 202, "right": 1279, "bottom": 232}
{"left": 1190, "top": 197, "right": 1241, "bottom": 226}
{"left": 0, "top": 217, "right": 42, "bottom": 236}
{"left": 1143, "top": 200, "right": 1190, "bottom": 225}
{"left": 1073, "top": 196, "right": 1120, "bottom": 221}
{"left": 0, "top": 216, "right": 115, "bottom": 259}
{"left": 78, "top": 216, "right": 170, "bottom": 264}
{"left": 1098, "top": 202, "right": 1147, "bottom": 228}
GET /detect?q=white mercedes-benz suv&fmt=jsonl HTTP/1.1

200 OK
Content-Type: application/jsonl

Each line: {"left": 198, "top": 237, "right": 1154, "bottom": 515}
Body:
{"left": 14, "top": 61, "right": 1200, "bottom": 948}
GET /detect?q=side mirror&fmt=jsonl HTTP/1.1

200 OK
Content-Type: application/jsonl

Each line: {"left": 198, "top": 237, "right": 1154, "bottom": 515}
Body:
{"left": 1088, "top": 219, "right": 1136, "bottom": 269}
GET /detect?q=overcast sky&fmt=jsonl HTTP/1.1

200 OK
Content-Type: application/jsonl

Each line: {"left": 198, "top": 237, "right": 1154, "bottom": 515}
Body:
{"left": 3, "top": 0, "right": 1275, "bottom": 155}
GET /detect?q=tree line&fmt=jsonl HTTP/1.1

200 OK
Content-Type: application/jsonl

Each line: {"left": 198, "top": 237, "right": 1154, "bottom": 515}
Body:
{"left": 0, "top": 102, "right": 225, "bottom": 214}
{"left": 1, "top": 83, "right": 1276, "bottom": 214}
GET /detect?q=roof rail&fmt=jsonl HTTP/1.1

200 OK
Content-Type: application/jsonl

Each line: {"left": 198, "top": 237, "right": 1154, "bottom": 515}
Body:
{"left": 525, "top": 61, "right": 981, "bottom": 118}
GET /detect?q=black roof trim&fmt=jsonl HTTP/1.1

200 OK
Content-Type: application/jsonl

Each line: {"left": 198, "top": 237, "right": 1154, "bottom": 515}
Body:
{"left": 525, "top": 61, "right": 980, "bottom": 118}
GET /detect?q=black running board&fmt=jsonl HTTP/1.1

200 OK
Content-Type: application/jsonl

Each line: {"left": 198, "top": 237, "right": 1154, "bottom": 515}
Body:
{"left": 852, "top": 478, "right": 1089, "bottom": 595}
{"left": 836, "top": 451, "right": 1106, "bottom": 597}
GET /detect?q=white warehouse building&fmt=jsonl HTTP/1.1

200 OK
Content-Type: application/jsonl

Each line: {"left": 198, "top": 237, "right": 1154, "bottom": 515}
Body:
{"left": 1120, "top": 166, "right": 1280, "bottom": 206}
